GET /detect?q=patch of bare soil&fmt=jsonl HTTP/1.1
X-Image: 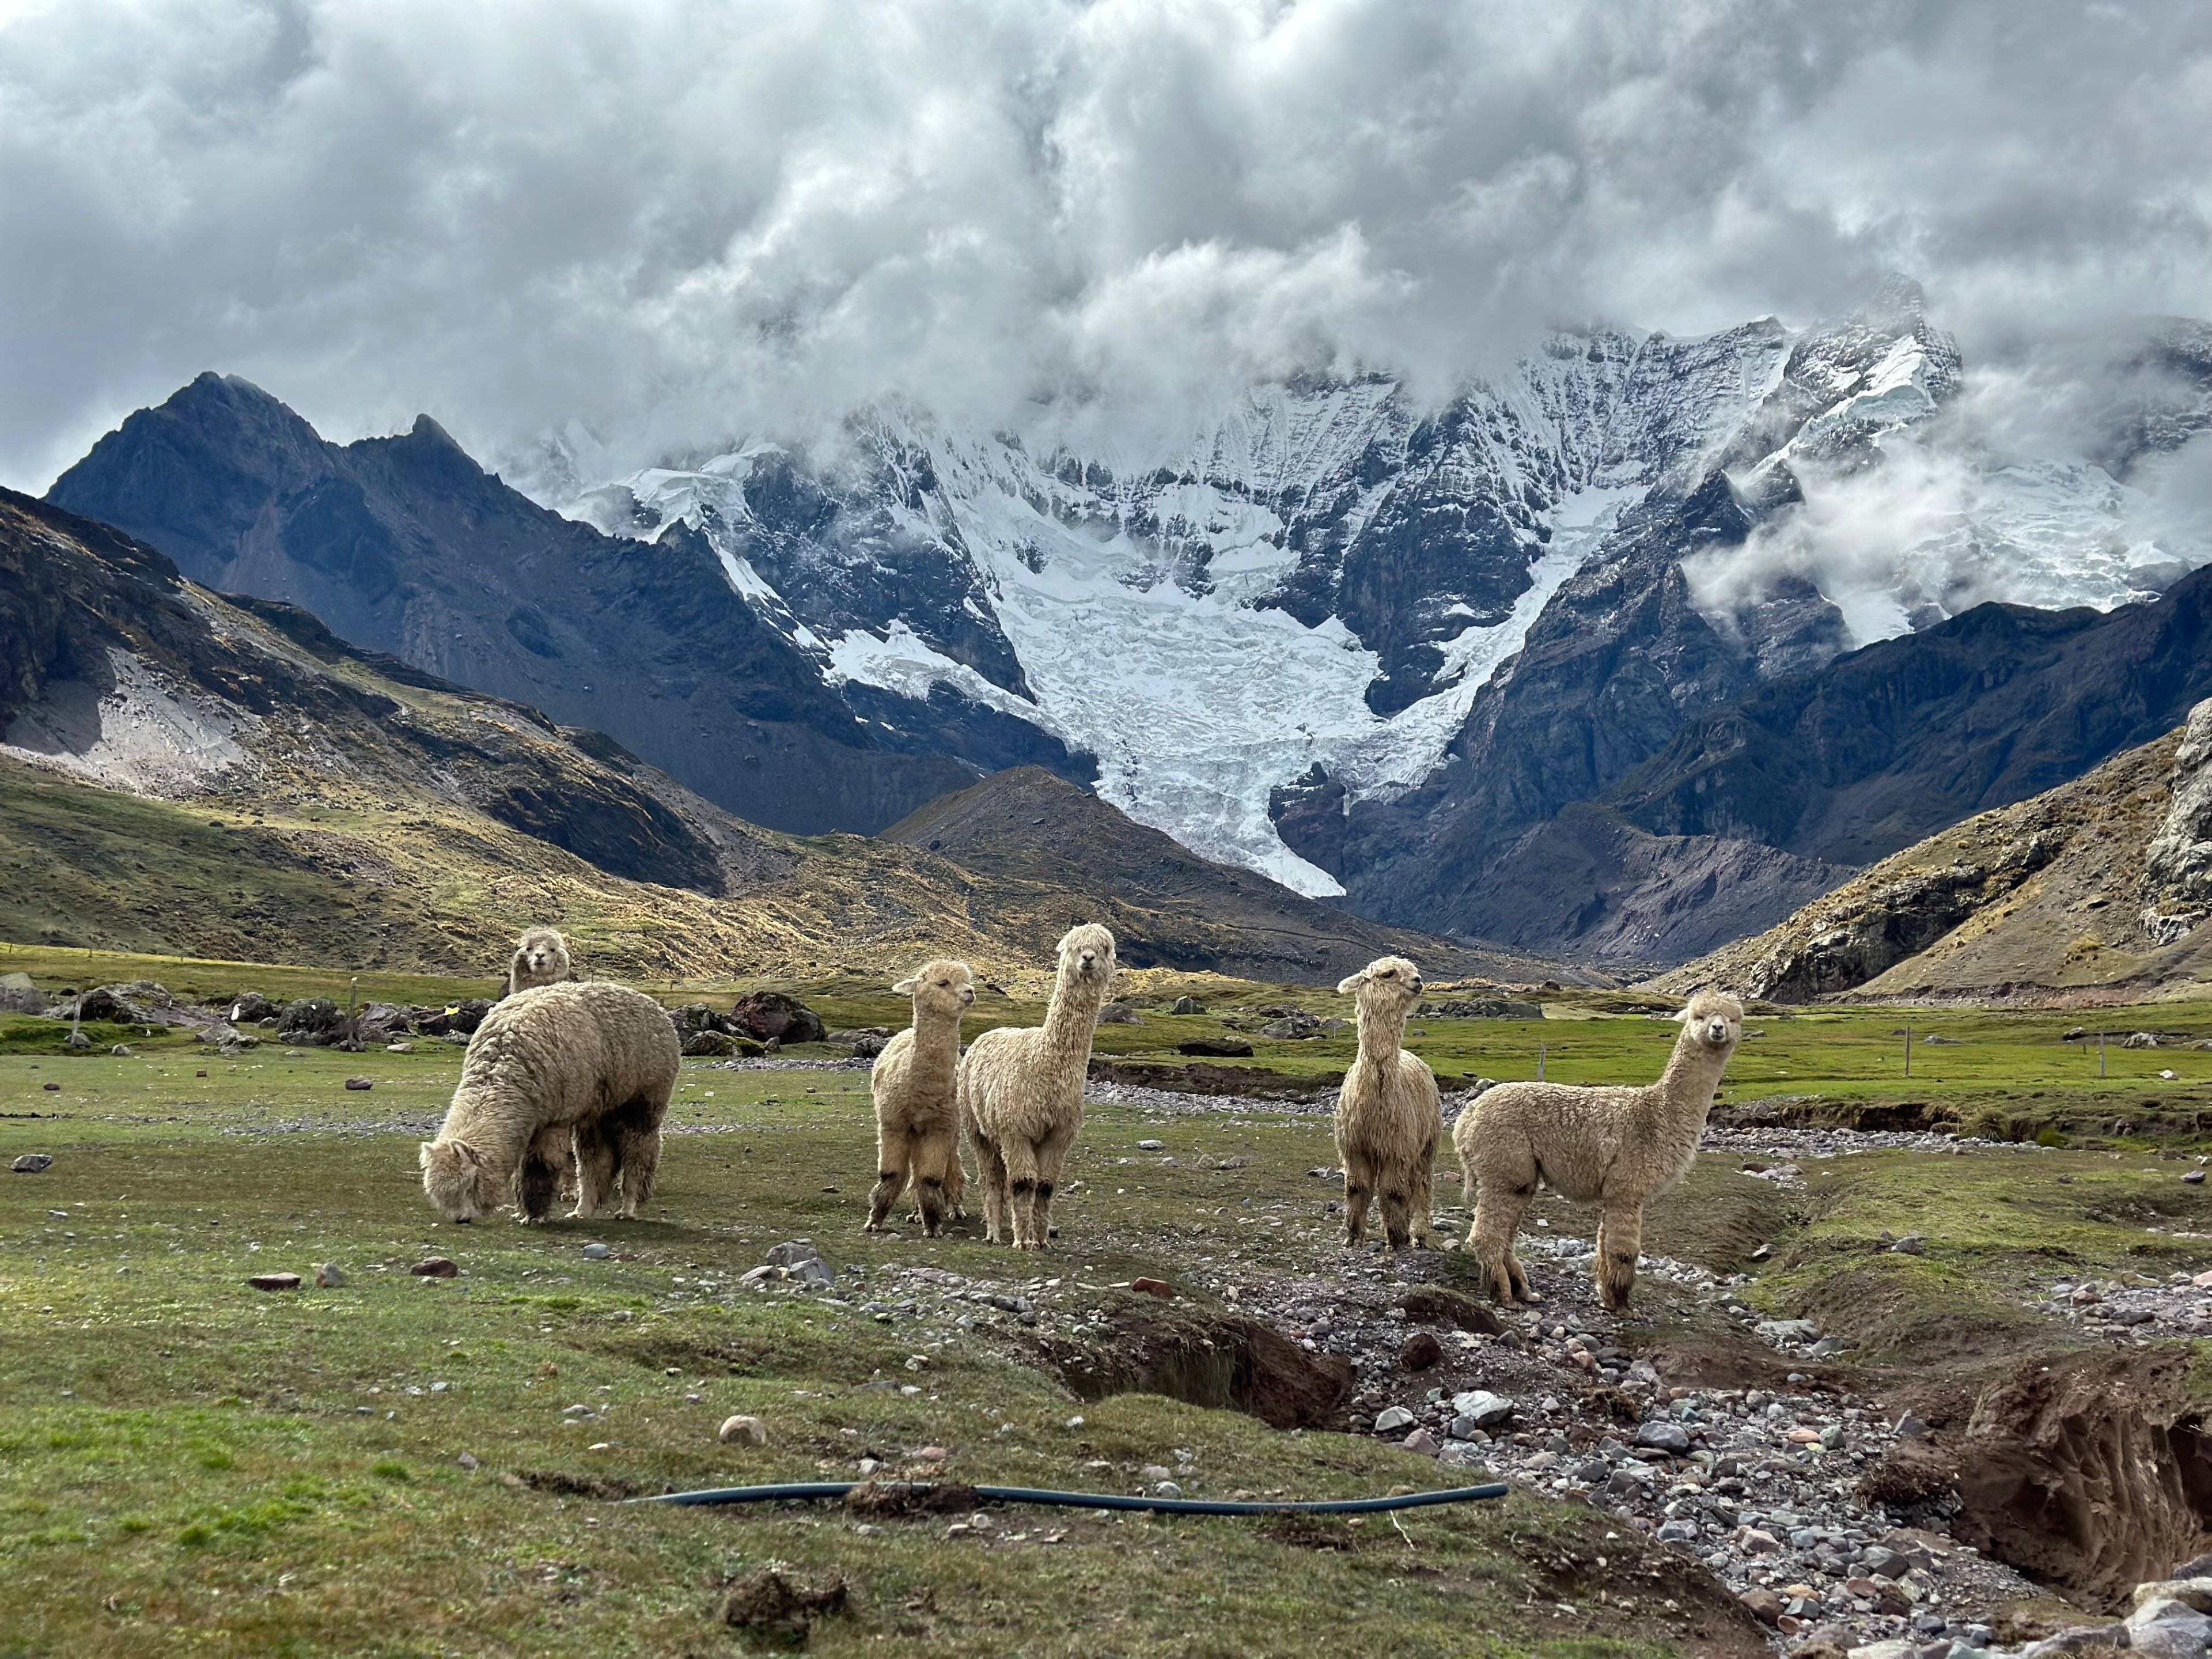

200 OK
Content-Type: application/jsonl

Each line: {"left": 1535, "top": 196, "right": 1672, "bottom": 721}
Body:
{"left": 721, "top": 1569, "right": 852, "bottom": 1647}
{"left": 1022, "top": 1300, "right": 1351, "bottom": 1429}
{"left": 1914, "top": 1347, "right": 2212, "bottom": 1612}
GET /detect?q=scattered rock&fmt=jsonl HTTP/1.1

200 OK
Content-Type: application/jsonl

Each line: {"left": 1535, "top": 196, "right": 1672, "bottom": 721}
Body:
{"left": 343, "top": 1077, "right": 373, "bottom": 1090}
{"left": 1399, "top": 1331, "right": 1443, "bottom": 1371}
{"left": 1634, "top": 1420, "right": 1691, "bottom": 1455}
{"left": 1170, "top": 996, "right": 1205, "bottom": 1014}
{"left": 1373, "top": 1406, "right": 1416, "bottom": 1434}
{"left": 2186, "top": 1170, "right": 2206, "bottom": 1185}
{"left": 315, "top": 1263, "right": 346, "bottom": 1287}
{"left": 110, "top": 1043, "right": 132, "bottom": 1058}
{"left": 1399, "top": 1285, "right": 1505, "bottom": 1335}
{"left": 411, "top": 1258, "right": 459, "bottom": 1278}
{"left": 40, "top": 1082, "right": 58, "bottom": 1092}
{"left": 718, "top": 1415, "right": 768, "bottom": 1445}
{"left": 1739, "top": 1588, "right": 1785, "bottom": 1627}
{"left": 1129, "top": 1277, "right": 1174, "bottom": 1299}
{"left": 582, "top": 1242, "right": 611, "bottom": 1260}
{"left": 683, "top": 1029, "right": 738, "bottom": 1057}
{"left": 1449, "top": 1390, "right": 1514, "bottom": 1429}
{"left": 1097, "top": 1002, "right": 1139, "bottom": 1024}
{"left": 1137, "top": 1139, "right": 1165, "bottom": 1151}
{"left": 248, "top": 1272, "right": 301, "bottom": 1291}
{"left": 11, "top": 1153, "right": 53, "bottom": 1173}
{"left": 727, "top": 991, "right": 827, "bottom": 1046}
{"left": 1888, "top": 1235, "right": 1926, "bottom": 1255}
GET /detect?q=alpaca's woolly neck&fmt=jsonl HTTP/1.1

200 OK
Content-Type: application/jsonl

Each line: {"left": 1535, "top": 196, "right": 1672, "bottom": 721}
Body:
{"left": 1654, "top": 1027, "right": 1735, "bottom": 1119}
{"left": 1039, "top": 968, "right": 1109, "bottom": 1071}
{"left": 905, "top": 1000, "right": 965, "bottom": 1089}
{"left": 1353, "top": 997, "right": 1411, "bottom": 1081}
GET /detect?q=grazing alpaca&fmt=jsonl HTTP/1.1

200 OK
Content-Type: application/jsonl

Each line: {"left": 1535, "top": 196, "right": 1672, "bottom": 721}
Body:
{"left": 1455, "top": 988, "right": 1744, "bottom": 1311}
{"left": 1333, "top": 956, "right": 1440, "bottom": 1250}
{"left": 956, "top": 923, "right": 1116, "bottom": 1249}
{"left": 866, "top": 958, "right": 976, "bottom": 1237}
{"left": 419, "top": 982, "right": 678, "bottom": 1224}
{"left": 507, "top": 927, "right": 575, "bottom": 997}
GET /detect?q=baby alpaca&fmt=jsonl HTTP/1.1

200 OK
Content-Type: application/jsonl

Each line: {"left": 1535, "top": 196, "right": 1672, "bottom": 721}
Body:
{"left": 507, "top": 926, "right": 575, "bottom": 997}
{"left": 1334, "top": 956, "right": 1441, "bottom": 1250}
{"left": 1455, "top": 988, "right": 1744, "bottom": 1312}
{"left": 866, "top": 958, "right": 976, "bottom": 1236}
{"left": 957, "top": 923, "right": 1116, "bottom": 1249}
{"left": 419, "top": 981, "right": 679, "bottom": 1225}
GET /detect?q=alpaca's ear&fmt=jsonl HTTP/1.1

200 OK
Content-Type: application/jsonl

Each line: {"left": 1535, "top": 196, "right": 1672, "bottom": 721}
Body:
{"left": 1672, "top": 1005, "right": 1694, "bottom": 1023}
{"left": 419, "top": 1141, "right": 435, "bottom": 1168}
{"left": 452, "top": 1141, "right": 483, "bottom": 1168}
{"left": 1336, "top": 971, "right": 1365, "bottom": 995}
{"left": 892, "top": 978, "right": 917, "bottom": 994}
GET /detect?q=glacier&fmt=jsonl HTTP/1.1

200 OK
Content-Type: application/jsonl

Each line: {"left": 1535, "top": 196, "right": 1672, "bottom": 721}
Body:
{"left": 556, "top": 293, "right": 2212, "bottom": 893}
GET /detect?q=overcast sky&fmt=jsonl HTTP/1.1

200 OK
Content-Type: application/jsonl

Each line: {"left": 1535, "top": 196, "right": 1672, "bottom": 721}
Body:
{"left": 2, "top": 0, "right": 2208, "bottom": 490}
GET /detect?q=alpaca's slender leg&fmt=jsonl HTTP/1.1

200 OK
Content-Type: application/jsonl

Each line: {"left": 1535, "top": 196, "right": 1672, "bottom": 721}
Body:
{"left": 908, "top": 1123, "right": 956, "bottom": 1237}
{"left": 866, "top": 1123, "right": 912, "bottom": 1233}
{"left": 1378, "top": 1175, "right": 1414, "bottom": 1251}
{"left": 571, "top": 1118, "right": 619, "bottom": 1220}
{"left": 973, "top": 1132, "right": 1011, "bottom": 1245}
{"left": 941, "top": 1139, "right": 968, "bottom": 1222}
{"left": 1596, "top": 1199, "right": 1645, "bottom": 1313}
{"left": 1468, "top": 1175, "right": 1535, "bottom": 1303}
{"left": 1031, "top": 1124, "right": 1075, "bottom": 1249}
{"left": 1342, "top": 1149, "right": 1377, "bottom": 1246}
{"left": 616, "top": 1116, "right": 661, "bottom": 1218}
{"left": 1409, "top": 1137, "right": 1437, "bottom": 1247}
{"left": 1003, "top": 1138, "right": 1044, "bottom": 1250}
{"left": 517, "top": 1123, "right": 567, "bottom": 1223}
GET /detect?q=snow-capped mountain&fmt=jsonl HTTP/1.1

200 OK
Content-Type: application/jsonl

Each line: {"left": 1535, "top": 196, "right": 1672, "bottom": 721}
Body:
{"left": 562, "top": 279, "right": 2210, "bottom": 901}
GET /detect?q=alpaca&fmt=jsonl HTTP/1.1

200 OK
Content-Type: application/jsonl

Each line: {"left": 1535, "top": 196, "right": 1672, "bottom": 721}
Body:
{"left": 419, "top": 981, "right": 679, "bottom": 1224}
{"left": 956, "top": 923, "right": 1116, "bottom": 1249}
{"left": 1333, "top": 956, "right": 1441, "bottom": 1250}
{"left": 1455, "top": 987, "right": 1744, "bottom": 1312}
{"left": 506, "top": 926, "right": 574, "bottom": 997}
{"left": 866, "top": 958, "right": 976, "bottom": 1237}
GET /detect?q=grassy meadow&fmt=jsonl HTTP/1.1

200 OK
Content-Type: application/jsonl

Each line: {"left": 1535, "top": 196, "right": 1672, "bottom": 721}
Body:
{"left": 3, "top": 944, "right": 2212, "bottom": 1653}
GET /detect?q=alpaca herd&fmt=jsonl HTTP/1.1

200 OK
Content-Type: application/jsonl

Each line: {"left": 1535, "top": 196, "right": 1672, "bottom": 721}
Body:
{"left": 418, "top": 923, "right": 1745, "bottom": 1309}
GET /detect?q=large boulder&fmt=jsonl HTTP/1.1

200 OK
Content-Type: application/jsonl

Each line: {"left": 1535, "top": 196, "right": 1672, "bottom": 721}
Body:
{"left": 226, "top": 991, "right": 279, "bottom": 1024}
{"left": 2143, "top": 697, "right": 2212, "bottom": 942}
{"left": 728, "top": 991, "right": 826, "bottom": 1046}
{"left": 412, "top": 999, "right": 490, "bottom": 1038}
{"left": 276, "top": 998, "right": 347, "bottom": 1041}
{"left": 0, "top": 972, "right": 44, "bottom": 1016}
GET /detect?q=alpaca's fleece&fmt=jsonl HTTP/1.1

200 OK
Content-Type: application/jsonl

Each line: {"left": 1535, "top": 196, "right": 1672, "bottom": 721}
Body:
{"left": 867, "top": 959, "right": 975, "bottom": 1237}
{"left": 957, "top": 923, "right": 1115, "bottom": 1249}
{"left": 507, "top": 926, "right": 575, "bottom": 997}
{"left": 1332, "top": 956, "right": 1440, "bottom": 1251}
{"left": 420, "top": 980, "right": 679, "bottom": 1225}
{"left": 1455, "top": 987, "right": 1743, "bottom": 1311}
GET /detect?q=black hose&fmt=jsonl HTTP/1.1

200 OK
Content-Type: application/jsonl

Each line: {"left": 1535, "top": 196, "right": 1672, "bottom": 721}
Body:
{"left": 626, "top": 1479, "right": 1510, "bottom": 1516}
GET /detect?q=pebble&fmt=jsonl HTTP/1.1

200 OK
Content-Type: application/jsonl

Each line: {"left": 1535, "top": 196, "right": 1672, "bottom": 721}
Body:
{"left": 1137, "top": 1139, "right": 1165, "bottom": 1150}
{"left": 315, "top": 1263, "right": 346, "bottom": 1287}
{"left": 1373, "top": 1406, "right": 1415, "bottom": 1434}
{"left": 411, "top": 1258, "right": 459, "bottom": 1278}
{"left": 718, "top": 1415, "right": 767, "bottom": 1445}
{"left": 343, "top": 1077, "right": 373, "bottom": 1091}
{"left": 248, "top": 1272, "right": 301, "bottom": 1291}
{"left": 1130, "top": 1277, "right": 1174, "bottom": 1298}
{"left": 11, "top": 1153, "right": 54, "bottom": 1173}
{"left": 1399, "top": 1331, "right": 1443, "bottom": 1370}
{"left": 582, "top": 1242, "right": 611, "bottom": 1260}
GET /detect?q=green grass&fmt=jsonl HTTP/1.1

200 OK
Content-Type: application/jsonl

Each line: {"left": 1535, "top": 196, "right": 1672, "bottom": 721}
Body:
{"left": 0, "top": 1044, "right": 1762, "bottom": 1657}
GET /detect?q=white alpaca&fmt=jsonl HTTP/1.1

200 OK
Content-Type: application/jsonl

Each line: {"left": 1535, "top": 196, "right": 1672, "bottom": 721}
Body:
{"left": 956, "top": 923, "right": 1116, "bottom": 1249}
{"left": 1333, "top": 956, "right": 1440, "bottom": 1250}
{"left": 1455, "top": 988, "right": 1744, "bottom": 1311}
{"left": 866, "top": 958, "right": 976, "bottom": 1237}
{"left": 506, "top": 926, "right": 574, "bottom": 996}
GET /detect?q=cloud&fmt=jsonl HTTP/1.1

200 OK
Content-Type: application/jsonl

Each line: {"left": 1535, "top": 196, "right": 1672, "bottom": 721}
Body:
{"left": 2, "top": 0, "right": 2210, "bottom": 489}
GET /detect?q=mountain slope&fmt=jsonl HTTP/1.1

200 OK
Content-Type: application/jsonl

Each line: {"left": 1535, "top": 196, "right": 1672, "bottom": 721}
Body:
{"left": 44, "top": 374, "right": 1081, "bottom": 836}
{"left": 1655, "top": 713, "right": 2212, "bottom": 1003}
{"left": 881, "top": 767, "right": 1556, "bottom": 984}
{"left": 0, "top": 488, "right": 1518, "bottom": 985}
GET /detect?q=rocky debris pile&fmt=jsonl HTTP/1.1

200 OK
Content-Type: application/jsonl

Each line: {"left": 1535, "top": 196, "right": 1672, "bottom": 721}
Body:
{"left": 1097, "top": 1002, "right": 1141, "bottom": 1025}
{"left": 670, "top": 1003, "right": 770, "bottom": 1058}
{"left": 1420, "top": 997, "right": 1544, "bottom": 1020}
{"left": 1845, "top": 1563, "right": 2212, "bottom": 1657}
{"left": 2037, "top": 1270, "right": 2212, "bottom": 1340}
{"left": 728, "top": 991, "right": 827, "bottom": 1047}
{"left": 826, "top": 1027, "right": 891, "bottom": 1059}
{"left": 740, "top": 1240, "right": 835, "bottom": 1290}
{"left": 1703, "top": 1125, "right": 2027, "bottom": 1160}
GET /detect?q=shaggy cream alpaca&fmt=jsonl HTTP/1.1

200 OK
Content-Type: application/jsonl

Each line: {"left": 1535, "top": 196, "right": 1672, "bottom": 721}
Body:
{"left": 506, "top": 926, "right": 574, "bottom": 997}
{"left": 866, "top": 958, "right": 976, "bottom": 1237}
{"left": 956, "top": 924, "right": 1115, "bottom": 1249}
{"left": 420, "top": 981, "right": 678, "bottom": 1225}
{"left": 1455, "top": 988, "right": 1743, "bottom": 1311}
{"left": 1334, "top": 956, "right": 1441, "bottom": 1250}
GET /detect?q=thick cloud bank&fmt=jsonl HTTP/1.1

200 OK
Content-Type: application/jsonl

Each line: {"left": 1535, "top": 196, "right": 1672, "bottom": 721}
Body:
{"left": 3, "top": 0, "right": 2210, "bottom": 487}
